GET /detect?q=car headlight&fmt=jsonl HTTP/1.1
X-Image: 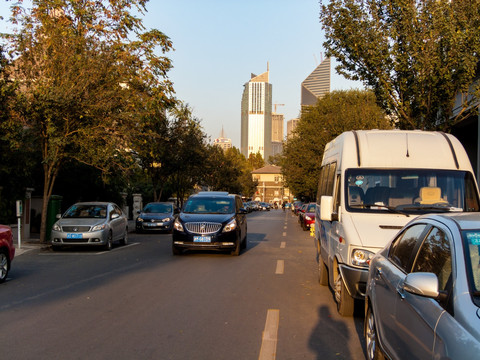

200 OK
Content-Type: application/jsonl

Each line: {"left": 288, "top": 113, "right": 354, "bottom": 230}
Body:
{"left": 52, "top": 223, "right": 61, "bottom": 231}
{"left": 92, "top": 224, "right": 107, "bottom": 232}
{"left": 137, "top": 217, "right": 144, "bottom": 222}
{"left": 351, "top": 249, "right": 375, "bottom": 267}
{"left": 174, "top": 218, "right": 184, "bottom": 232}
{"left": 305, "top": 215, "right": 312, "bottom": 221}
{"left": 223, "top": 219, "right": 237, "bottom": 232}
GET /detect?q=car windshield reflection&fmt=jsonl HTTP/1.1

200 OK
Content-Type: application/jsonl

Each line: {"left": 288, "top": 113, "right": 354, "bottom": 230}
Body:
{"left": 63, "top": 204, "right": 107, "bottom": 219}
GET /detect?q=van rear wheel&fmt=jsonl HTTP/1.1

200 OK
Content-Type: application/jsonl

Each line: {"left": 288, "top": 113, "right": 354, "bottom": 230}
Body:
{"left": 334, "top": 274, "right": 354, "bottom": 316}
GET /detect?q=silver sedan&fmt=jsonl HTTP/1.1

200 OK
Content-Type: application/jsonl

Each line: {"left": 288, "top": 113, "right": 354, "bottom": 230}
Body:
{"left": 51, "top": 202, "right": 128, "bottom": 250}
{"left": 365, "top": 212, "right": 480, "bottom": 360}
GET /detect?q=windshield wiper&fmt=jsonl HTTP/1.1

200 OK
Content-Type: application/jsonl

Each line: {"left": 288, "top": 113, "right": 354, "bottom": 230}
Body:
{"left": 403, "top": 204, "right": 459, "bottom": 212}
{"left": 350, "top": 204, "right": 410, "bottom": 217}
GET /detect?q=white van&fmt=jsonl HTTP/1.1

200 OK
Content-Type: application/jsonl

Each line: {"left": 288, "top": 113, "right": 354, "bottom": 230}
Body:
{"left": 315, "top": 130, "right": 480, "bottom": 316}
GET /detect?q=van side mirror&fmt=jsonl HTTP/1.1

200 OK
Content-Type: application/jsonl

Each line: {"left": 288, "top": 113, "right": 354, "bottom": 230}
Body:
{"left": 320, "top": 196, "right": 334, "bottom": 221}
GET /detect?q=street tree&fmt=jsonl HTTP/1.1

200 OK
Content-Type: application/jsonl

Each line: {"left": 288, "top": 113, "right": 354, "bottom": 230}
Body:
{"left": 248, "top": 152, "right": 265, "bottom": 170}
{"left": 3, "top": 0, "right": 174, "bottom": 242}
{"left": 320, "top": 0, "right": 480, "bottom": 130}
{"left": 281, "top": 90, "right": 391, "bottom": 199}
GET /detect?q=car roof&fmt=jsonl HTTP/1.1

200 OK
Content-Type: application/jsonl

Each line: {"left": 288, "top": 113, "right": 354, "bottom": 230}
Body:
{"left": 415, "top": 212, "right": 480, "bottom": 231}
{"left": 195, "top": 191, "right": 230, "bottom": 196}
{"left": 72, "top": 202, "right": 113, "bottom": 206}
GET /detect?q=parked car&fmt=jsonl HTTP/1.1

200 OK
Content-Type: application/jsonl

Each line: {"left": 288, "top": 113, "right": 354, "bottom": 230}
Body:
{"left": 136, "top": 202, "right": 177, "bottom": 233}
{"left": 51, "top": 202, "right": 128, "bottom": 250}
{"left": 0, "top": 225, "right": 15, "bottom": 283}
{"left": 172, "top": 191, "right": 247, "bottom": 256}
{"left": 301, "top": 203, "right": 316, "bottom": 230}
{"left": 297, "top": 203, "right": 308, "bottom": 224}
{"left": 293, "top": 201, "right": 304, "bottom": 215}
{"left": 365, "top": 212, "right": 480, "bottom": 360}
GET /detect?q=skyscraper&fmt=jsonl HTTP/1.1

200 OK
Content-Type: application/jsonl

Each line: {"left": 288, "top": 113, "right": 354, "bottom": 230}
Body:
{"left": 241, "top": 69, "right": 273, "bottom": 160}
{"left": 287, "top": 118, "right": 299, "bottom": 138}
{"left": 213, "top": 127, "right": 232, "bottom": 151}
{"left": 271, "top": 112, "right": 284, "bottom": 156}
{"left": 301, "top": 57, "right": 331, "bottom": 107}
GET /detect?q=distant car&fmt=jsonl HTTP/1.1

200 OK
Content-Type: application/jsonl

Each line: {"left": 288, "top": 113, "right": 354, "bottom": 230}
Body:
{"left": 293, "top": 201, "right": 304, "bottom": 214}
{"left": 365, "top": 213, "right": 480, "bottom": 360}
{"left": 136, "top": 202, "right": 177, "bottom": 233}
{"left": 301, "top": 203, "right": 316, "bottom": 230}
{"left": 172, "top": 192, "right": 247, "bottom": 255}
{"left": 260, "top": 202, "right": 270, "bottom": 211}
{"left": 297, "top": 203, "right": 308, "bottom": 224}
{"left": 51, "top": 202, "right": 128, "bottom": 250}
{"left": 0, "top": 225, "right": 15, "bottom": 283}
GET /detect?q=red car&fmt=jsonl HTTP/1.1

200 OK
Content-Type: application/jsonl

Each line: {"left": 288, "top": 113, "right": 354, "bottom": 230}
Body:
{"left": 301, "top": 203, "right": 316, "bottom": 231}
{"left": 0, "top": 225, "right": 15, "bottom": 283}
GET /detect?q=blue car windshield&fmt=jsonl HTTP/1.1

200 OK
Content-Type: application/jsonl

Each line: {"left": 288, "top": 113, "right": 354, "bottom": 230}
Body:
{"left": 346, "top": 169, "right": 480, "bottom": 214}
{"left": 183, "top": 197, "right": 234, "bottom": 214}
{"left": 64, "top": 204, "right": 107, "bottom": 218}
{"left": 143, "top": 203, "right": 173, "bottom": 213}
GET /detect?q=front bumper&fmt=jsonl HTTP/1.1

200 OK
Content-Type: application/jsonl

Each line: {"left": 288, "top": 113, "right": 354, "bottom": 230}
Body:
{"left": 136, "top": 220, "right": 173, "bottom": 232}
{"left": 172, "top": 230, "right": 238, "bottom": 251}
{"left": 51, "top": 229, "right": 109, "bottom": 246}
{"left": 338, "top": 263, "right": 369, "bottom": 299}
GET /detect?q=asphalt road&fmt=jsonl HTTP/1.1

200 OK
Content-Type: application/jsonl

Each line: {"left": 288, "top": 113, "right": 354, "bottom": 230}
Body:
{"left": 0, "top": 210, "right": 366, "bottom": 360}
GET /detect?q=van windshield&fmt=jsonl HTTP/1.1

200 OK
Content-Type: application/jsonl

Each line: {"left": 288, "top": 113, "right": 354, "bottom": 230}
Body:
{"left": 345, "top": 169, "right": 479, "bottom": 214}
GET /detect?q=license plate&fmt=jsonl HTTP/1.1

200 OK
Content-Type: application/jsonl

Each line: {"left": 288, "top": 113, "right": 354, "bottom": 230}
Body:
{"left": 146, "top": 223, "right": 158, "bottom": 227}
{"left": 67, "top": 233, "right": 83, "bottom": 239}
{"left": 193, "top": 236, "right": 211, "bottom": 243}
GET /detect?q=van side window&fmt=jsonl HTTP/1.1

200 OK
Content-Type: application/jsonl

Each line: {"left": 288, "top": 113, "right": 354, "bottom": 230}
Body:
{"left": 334, "top": 175, "right": 341, "bottom": 213}
{"left": 317, "top": 162, "right": 337, "bottom": 204}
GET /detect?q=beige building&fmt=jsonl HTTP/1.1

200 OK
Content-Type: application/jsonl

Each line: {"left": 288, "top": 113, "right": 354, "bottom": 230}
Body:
{"left": 213, "top": 127, "right": 232, "bottom": 151}
{"left": 271, "top": 113, "right": 284, "bottom": 156}
{"left": 287, "top": 118, "right": 299, "bottom": 138}
{"left": 251, "top": 165, "right": 292, "bottom": 204}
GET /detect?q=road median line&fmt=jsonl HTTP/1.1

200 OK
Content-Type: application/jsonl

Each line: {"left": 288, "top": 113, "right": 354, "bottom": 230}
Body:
{"left": 258, "top": 309, "right": 280, "bottom": 360}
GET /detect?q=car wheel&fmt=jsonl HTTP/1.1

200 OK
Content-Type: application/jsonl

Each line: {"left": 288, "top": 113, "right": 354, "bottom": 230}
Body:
{"left": 318, "top": 258, "right": 328, "bottom": 286}
{"left": 104, "top": 232, "right": 113, "bottom": 251}
{"left": 0, "top": 250, "right": 9, "bottom": 283}
{"left": 334, "top": 273, "right": 354, "bottom": 316}
{"left": 365, "top": 305, "right": 385, "bottom": 360}
{"left": 120, "top": 229, "right": 128, "bottom": 246}
{"left": 172, "top": 245, "right": 182, "bottom": 255}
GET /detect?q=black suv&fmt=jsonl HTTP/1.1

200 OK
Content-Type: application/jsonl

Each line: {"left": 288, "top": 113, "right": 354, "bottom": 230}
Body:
{"left": 172, "top": 192, "right": 248, "bottom": 255}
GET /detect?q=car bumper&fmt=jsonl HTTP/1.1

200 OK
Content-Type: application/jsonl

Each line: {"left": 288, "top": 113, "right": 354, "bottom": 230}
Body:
{"left": 51, "top": 230, "right": 109, "bottom": 246}
{"left": 136, "top": 221, "right": 173, "bottom": 232}
{"left": 172, "top": 230, "right": 238, "bottom": 250}
{"left": 338, "top": 264, "right": 368, "bottom": 299}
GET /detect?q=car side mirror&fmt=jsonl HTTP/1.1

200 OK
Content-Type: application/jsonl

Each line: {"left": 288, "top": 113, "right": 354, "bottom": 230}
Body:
{"left": 56, "top": 213, "right": 62, "bottom": 219}
{"left": 403, "top": 272, "right": 439, "bottom": 299}
{"left": 238, "top": 208, "right": 247, "bottom": 214}
{"left": 111, "top": 213, "right": 120, "bottom": 220}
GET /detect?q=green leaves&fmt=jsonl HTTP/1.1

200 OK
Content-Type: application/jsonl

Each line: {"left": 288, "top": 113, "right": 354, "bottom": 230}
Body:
{"left": 320, "top": 0, "right": 480, "bottom": 131}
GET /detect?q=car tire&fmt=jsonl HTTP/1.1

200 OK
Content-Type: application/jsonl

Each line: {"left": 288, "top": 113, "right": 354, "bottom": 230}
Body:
{"left": 0, "top": 250, "right": 9, "bottom": 283}
{"left": 172, "top": 245, "right": 182, "bottom": 255}
{"left": 365, "top": 305, "right": 385, "bottom": 360}
{"left": 104, "top": 232, "right": 113, "bottom": 251}
{"left": 334, "top": 273, "right": 354, "bottom": 316}
{"left": 318, "top": 258, "right": 328, "bottom": 286}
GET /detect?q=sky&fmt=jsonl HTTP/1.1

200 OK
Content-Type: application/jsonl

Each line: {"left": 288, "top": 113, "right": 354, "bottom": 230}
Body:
{"left": 0, "top": 0, "right": 361, "bottom": 148}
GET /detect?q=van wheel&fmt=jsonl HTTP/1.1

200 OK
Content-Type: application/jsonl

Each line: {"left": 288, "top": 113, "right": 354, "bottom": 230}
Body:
{"left": 334, "top": 274, "right": 354, "bottom": 316}
{"left": 318, "top": 258, "right": 328, "bottom": 286}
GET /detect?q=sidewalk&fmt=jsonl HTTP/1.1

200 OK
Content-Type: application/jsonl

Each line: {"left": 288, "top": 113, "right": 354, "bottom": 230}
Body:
{"left": 10, "top": 219, "right": 136, "bottom": 256}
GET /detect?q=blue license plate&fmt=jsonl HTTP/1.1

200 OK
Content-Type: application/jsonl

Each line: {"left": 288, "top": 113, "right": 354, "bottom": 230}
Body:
{"left": 67, "top": 233, "right": 83, "bottom": 239}
{"left": 193, "top": 236, "right": 211, "bottom": 243}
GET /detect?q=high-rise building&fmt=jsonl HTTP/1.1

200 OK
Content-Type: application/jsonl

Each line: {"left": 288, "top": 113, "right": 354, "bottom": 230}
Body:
{"left": 301, "top": 57, "right": 331, "bottom": 107}
{"left": 213, "top": 127, "right": 232, "bottom": 151}
{"left": 241, "top": 69, "right": 273, "bottom": 160}
{"left": 271, "top": 112, "right": 284, "bottom": 156}
{"left": 287, "top": 118, "right": 300, "bottom": 138}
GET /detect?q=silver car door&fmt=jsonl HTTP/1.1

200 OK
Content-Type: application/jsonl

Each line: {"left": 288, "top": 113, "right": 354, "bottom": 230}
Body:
{"left": 394, "top": 226, "right": 452, "bottom": 360}
{"left": 373, "top": 223, "right": 428, "bottom": 359}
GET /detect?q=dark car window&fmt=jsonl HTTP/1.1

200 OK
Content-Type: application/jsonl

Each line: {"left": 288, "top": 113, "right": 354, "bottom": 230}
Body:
{"left": 412, "top": 227, "right": 452, "bottom": 293}
{"left": 389, "top": 224, "right": 427, "bottom": 272}
{"left": 183, "top": 197, "right": 235, "bottom": 214}
{"left": 64, "top": 204, "right": 107, "bottom": 219}
{"left": 144, "top": 203, "right": 173, "bottom": 213}
{"left": 307, "top": 204, "right": 316, "bottom": 212}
